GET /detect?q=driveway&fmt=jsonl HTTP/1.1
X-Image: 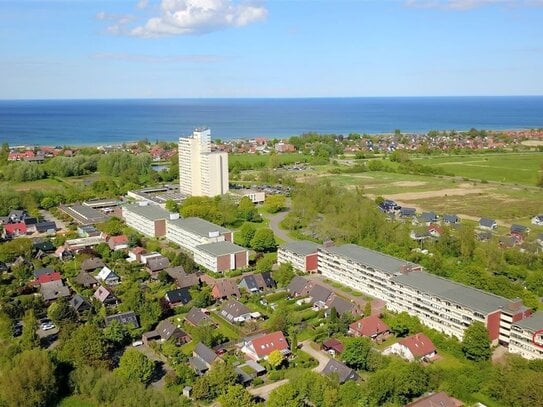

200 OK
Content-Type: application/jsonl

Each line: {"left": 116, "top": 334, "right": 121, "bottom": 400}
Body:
{"left": 265, "top": 209, "right": 293, "bottom": 243}
{"left": 133, "top": 344, "right": 174, "bottom": 389}
{"left": 249, "top": 379, "right": 289, "bottom": 400}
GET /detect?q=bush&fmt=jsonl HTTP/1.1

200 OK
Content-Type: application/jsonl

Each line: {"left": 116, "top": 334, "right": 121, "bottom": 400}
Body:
{"left": 252, "top": 377, "right": 264, "bottom": 386}
{"left": 267, "top": 370, "right": 285, "bottom": 381}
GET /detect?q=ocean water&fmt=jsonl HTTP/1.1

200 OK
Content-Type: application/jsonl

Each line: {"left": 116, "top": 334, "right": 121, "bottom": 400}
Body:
{"left": 0, "top": 97, "right": 542, "bottom": 146}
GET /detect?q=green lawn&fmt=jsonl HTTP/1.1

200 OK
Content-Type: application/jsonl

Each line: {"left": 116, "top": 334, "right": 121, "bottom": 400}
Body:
{"left": 230, "top": 152, "right": 310, "bottom": 169}
{"left": 209, "top": 312, "right": 241, "bottom": 340}
{"left": 57, "top": 396, "right": 97, "bottom": 407}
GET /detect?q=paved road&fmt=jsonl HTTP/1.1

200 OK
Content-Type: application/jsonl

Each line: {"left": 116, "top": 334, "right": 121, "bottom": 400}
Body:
{"left": 248, "top": 340, "right": 331, "bottom": 400}
{"left": 265, "top": 208, "right": 293, "bottom": 243}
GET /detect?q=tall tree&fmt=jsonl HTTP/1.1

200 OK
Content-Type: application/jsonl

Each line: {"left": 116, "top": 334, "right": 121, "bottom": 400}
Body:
{"left": 462, "top": 321, "right": 491, "bottom": 361}
{"left": 342, "top": 337, "right": 372, "bottom": 371}
{"left": 115, "top": 348, "right": 155, "bottom": 384}
{"left": 250, "top": 228, "right": 277, "bottom": 252}
{"left": 218, "top": 385, "right": 257, "bottom": 407}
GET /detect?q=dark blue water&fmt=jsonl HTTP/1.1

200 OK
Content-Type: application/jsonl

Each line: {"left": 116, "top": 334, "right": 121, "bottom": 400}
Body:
{"left": 0, "top": 97, "right": 542, "bottom": 146}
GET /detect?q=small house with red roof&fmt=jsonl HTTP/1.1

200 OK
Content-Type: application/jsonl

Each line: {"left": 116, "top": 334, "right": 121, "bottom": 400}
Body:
{"left": 349, "top": 315, "right": 390, "bottom": 341}
{"left": 383, "top": 333, "right": 436, "bottom": 362}
{"left": 108, "top": 235, "right": 129, "bottom": 251}
{"left": 241, "top": 331, "right": 290, "bottom": 361}
{"left": 322, "top": 338, "right": 344, "bottom": 355}
{"left": 3, "top": 222, "right": 27, "bottom": 238}
{"left": 36, "top": 271, "right": 62, "bottom": 285}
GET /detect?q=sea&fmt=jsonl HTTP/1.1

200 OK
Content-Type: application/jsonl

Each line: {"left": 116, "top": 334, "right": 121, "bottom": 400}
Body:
{"left": 0, "top": 96, "right": 542, "bottom": 146}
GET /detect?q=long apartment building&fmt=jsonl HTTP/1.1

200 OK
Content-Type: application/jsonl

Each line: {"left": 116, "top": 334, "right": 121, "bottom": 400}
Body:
{"left": 122, "top": 203, "right": 178, "bottom": 238}
{"left": 166, "top": 217, "right": 232, "bottom": 252}
{"left": 318, "top": 243, "right": 535, "bottom": 349}
{"left": 508, "top": 312, "right": 543, "bottom": 360}
{"left": 277, "top": 240, "right": 321, "bottom": 273}
{"left": 178, "top": 128, "right": 229, "bottom": 197}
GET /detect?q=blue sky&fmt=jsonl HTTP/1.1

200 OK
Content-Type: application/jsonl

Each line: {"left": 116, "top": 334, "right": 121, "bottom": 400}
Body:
{"left": 1, "top": 0, "right": 543, "bottom": 99}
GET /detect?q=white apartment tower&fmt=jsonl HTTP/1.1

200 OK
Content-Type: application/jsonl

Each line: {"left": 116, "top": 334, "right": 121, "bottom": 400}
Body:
{"left": 178, "top": 128, "right": 229, "bottom": 197}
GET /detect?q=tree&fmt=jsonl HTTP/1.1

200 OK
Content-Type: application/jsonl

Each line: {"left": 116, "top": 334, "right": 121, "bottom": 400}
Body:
{"left": 238, "top": 222, "right": 257, "bottom": 247}
{"left": 250, "top": 228, "right": 277, "bottom": 252}
{"left": 116, "top": 348, "right": 155, "bottom": 384}
{"left": 59, "top": 324, "right": 109, "bottom": 368}
{"left": 47, "top": 297, "right": 77, "bottom": 324}
{"left": 462, "top": 321, "right": 491, "bottom": 361}
{"left": 268, "top": 349, "right": 285, "bottom": 369}
{"left": 190, "top": 286, "right": 213, "bottom": 308}
{"left": 103, "top": 320, "right": 131, "bottom": 347}
{"left": 364, "top": 301, "right": 372, "bottom": 317}
{"left": 40, "top": 196, "right": 56, "bottom": 209}
{"left": 0, "top": 311, "right": 13, "bottom": 342}
{"left": 0, "top": 237, "right": 33, "bottom": 263}
{"left": 165, "top": 199, "right": 179, "bottom": 213}
{"left": 342, "top": 337, "right": 372, "bottom": 370}
{"left": 0, "top": 349, "right": 57, "bottom": 407}
{"left": 388, "top": 312, "right": 422, "bottom": 337}
{"left": 256, "top": 253, "right": 275, "bottom": 273}
{"left": 19, "top": 309, "right": 40, "bottom": 350}
{"left": 218, "top": 384, "right": 257, "bottom": 407}
{"left": 238, "top": 197, "right": 260, "bottom": 222}
{"left": 264, "top": 195, "right": 286, "bottom": 213}
{"left": 96, "top": 217, "right": 124, "bottom": 236}
{"left": 274, "top": 263, "right": 295, "bottom": 287}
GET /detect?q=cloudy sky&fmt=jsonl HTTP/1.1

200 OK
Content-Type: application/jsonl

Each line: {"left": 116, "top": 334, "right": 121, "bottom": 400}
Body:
{"left": 1, "top": 0, "right": 543, "bottom": 98}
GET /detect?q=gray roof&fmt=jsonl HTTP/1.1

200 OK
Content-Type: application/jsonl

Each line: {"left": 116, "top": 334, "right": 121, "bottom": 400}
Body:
{"left": 105, "top": 311, "right": 140, "bottom": 328}
{"left": 286, "top": 276, "right": 311, "bottom": 295}
{"left": 511, "top": 224, "right": 528, "bottom": 233}
{"left": 512, "top": 311, "right": 543, "bottom": 332}
{"left": 147, "top": 256, "right": 170, "bottom": 272}
{"left": 279, "top": 240, "right": 320, "bottom": 256}
{"left": 156, "top": 319, "right": 186, "bottom": 341}
{"left": 194, "top": 342, "right": 217, "bottom": 365}
{"left": 168, "top": 217, "right": 229, "bottom": 238}
{"left": 479, "top": 218, "right": 496, "bottom": 227}
{"left": 320, "top": 244, "right": 419, "bottom": 275}
{"left": 123, "top": 204, "right": 170, "bottom": 220}
{"left": 321, "top": 359, "right": 358, "bottom": 383}
{"left": 443, "top": 214, "right": 459, "bottom": 223}
{"left": 327, "top": 296, "right": 354, "bottom": 315}
{"left": 74, "top": 271, "right": 98, "bottom": 287}
{"left": 80, "top": 257, "right": 105, "bottom": 271}
{"left": 41, "top": 280, "right": 70, "bottom": 302}
{"left": 185, "top": 307, "right": 213, "bottom": 326}
{"left": 69, "top": 294, "right": 90, "bottom": 311}
{"left": 391, "top": 271, "right": 512, "bottom": 314}
{"left": 309, "top": 285, "right": 333, "bottom": 303}
{"left": 196, "top": 241, "right": 246, "bottom": 257}
{"left": 221, "top": 299, "right": 251, "bottom": 318}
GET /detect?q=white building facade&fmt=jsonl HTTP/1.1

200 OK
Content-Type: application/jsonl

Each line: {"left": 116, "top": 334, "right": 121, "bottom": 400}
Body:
{"left": 508, "top": 312, "right": 543, "bottom": 360}
{"left": 166, "top": 217, "right": 232, "bottom": 253}
{"left": 178, "top": 128, "right": 229, "bottom": 197}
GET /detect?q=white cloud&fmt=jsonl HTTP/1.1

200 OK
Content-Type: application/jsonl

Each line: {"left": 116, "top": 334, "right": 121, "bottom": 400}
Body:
{"left": 405, "top": 0, "right": 512, "bottom": 10}
{"left": 90, "top": 52, "right": 225, "bottom": 63}
{"left": 122, "top": 0, "right": 267, "bottom": 38}
{"left": 136, "top": 0, "right": 149, "bottom": 9}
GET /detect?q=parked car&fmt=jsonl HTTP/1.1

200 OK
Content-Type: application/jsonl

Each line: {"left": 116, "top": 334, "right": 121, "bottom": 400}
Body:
{"left": 132, "top": 340, "right": 143, "bottom": 347}
{"left": 40, "top": 322, "right": 56, "bottom": 331}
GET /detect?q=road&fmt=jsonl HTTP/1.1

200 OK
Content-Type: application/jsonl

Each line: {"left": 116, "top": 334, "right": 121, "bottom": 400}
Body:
{"left": 249, "top": 340, "right": 332, "bottom": 400}
{"left": 266, "top": 209, "right": 293, "bottom": 243}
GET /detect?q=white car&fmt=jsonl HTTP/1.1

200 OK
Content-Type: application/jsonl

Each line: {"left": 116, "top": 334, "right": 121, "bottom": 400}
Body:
{"left": 132, "top": 340, "right": 143, "bottom": 347}
{"left": 40, "top": 322, "right": 56, "bottom": 331}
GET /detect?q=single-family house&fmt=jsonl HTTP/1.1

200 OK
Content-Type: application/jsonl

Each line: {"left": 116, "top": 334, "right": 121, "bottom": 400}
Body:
{"left": 105, "top": 311, "right": 140, "bottom": 328}
{"left": 428, "top": 224, "right": 443, "bottom": 238}
{"left": 325, "top": 296, "right": 358, "bottom": 316}
{"left": 383, "top": 333, "right": 436, "bottom": 362}
{"left": 211, "top": 279, "right": 241, "bottom": 300}
{"left": 41, "top": 280, "right": 71, "bottom": 303}
{"left": 3, "top": 222, "right": 27, "bottom": 238}
{"left": 108, "top": 235, "right": 129, "bottom": 251}
{"left": 349, "top": 315, "right": 390, "bottom": 341}
{"left": 400, "top": 207, "right": 416, "bottom": 218}
{"left": 443, "top": 214, "right": 459, "bottom": 225}
{"left": 142, "top": 320, "right": 190, "bottom": 346}
{"left": 96, "top": 266, "right": 120, "bottom": 285}
{"left": 69, "top": 294, "right": 92, "bottom": 314}
{"left": 35, "top": 221, "right": 57, "bottom": 234}
{"left": 164, "top": 266, "right": 200, "bottom": 288}
{"left": 510, "top": 224, "right": 529, "bottom": 235}
{"left": 479, "top": 218, "right": 497, "bottom": 230}
{"left": 241, "top": 331, "right": 290, "bottom": 361}
{"left": 238, "top": 272, "right": 275, "bottom": 293}
{"left": 189, "top": 342, "right": 218, "bottom": 374}
{"left": 146, "top": 255, "right": 170, "bottom": 278}
{"left": 164, "top": 288, "right": 192, "bottom": 307}
{"left": 499, "top": 235, "right": 517, "bottom": 249}
{"left": 220, "top": 299, "right": 253, "bottom": 323}
{"left": 128, "top": 246, "right": 145, "bottom": 263}
{"left": 80, "top": 257, "right": 105, "bottom": 272}
{"left": 309, "top": 284, "right": 333, "bottom": 309}
{"left": 185, "top": 307, "right": 215, "bottom": 327}
{"left": 32, "top": 240, "right": 56, "bottom": 253}
{"left": 322, "top": 338, "right": 344, "bottom": 355}
{"left": 418, "top": 212, "right": 438, "bottom": 224}
{"left": 34, "top": 268, "right": 62, "bottom": 285}
{"left": 93, "top": 286, "right": 117, "bottom": 305}
{"left": 405, "top": 391, "right": 463, "bottom": 407}
{"left": 531, "top": 214, "right": 543, "bottom": 226}
{"left": 321, "top": 359, "right": 359, "bottom": 384}
{"left": 286, "top": 276, "right": 313, "bottom": 297}
{"left": 74, "top": 271, "right": 99, "bottom": 289}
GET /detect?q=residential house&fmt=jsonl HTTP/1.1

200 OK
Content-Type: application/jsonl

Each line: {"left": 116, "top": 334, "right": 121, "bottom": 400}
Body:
{"left": 35, "top": 221, "right": 57, "bottom": 234}
{"left": 77, "top": 225, "right": 101, "bottom": 238}
{"left": 325, "top": 296, "right": 358, "bottom": 316}
{"left": 400, "top": 207, "right": 416, "bottom": 218}
{"left": 69, "top": 294, "right": 92, "bottom": 314}
{"left": 32, "top": 240, "right": 56, "bottom": 253}
{"left": 34, "top": 268, "right": 62, "bottom": 285}
{"left": 349, "top": 315, "right": 390, "bottom": 341}
{"left": 322, "top": 338, "right": 344, "bottom": 355}
{"left": 164, "top": 266, "right": 200, "bottom": 288}
{"left": 383, "top": 333, "right": 437, "bottom": 362}
{"left": 442, "top": 214, "right": 459, "bottom": 225}
{"left": 189, "top": 342, "right": 218, "bottom": 374}
{"left": 321, "top": 359, "right": 359, "bottom": 384}
{"left": 211, "top": 279, "right": 241, "bottom": 300}
{"left": 142, "top": 319, "right": 190, "bottom": 346}
{"left": 108, "top": 235, "right": 129, "bottom": 251}
{"left": 479, "top": 218, "right": 497, "bottom": 230}
{"left": 238, "top": 272, "right": 275, "bottom": 293}
{"left": 309, "top": 284, "right": 333, "bottom": 310}
{"left": 286, "top": 276, "right": 313, "bottom": 297}
{"left": 146, "top": 255, "right": 170, "bottom": 278}
{"left": 41, "top": 280, "right": 71, "bottom": 303}
{"left": 531, "top": 214, "right": 543, "bottom": 226}
{"left": 105, "top": 311, "right": 140, "bottom": 328}
{"left": 185, "top": 307, "right": 215, "bottom": 327}
{"left": 96, "top": 266, "right": 120, "bottom": 285}
{"left": 499, "top": 235, "right": 517, "bottom": 249}
{"left": 74, "top": 271, "right": 99, "bottom": 289}
{"left": 277, "top": 241, "right": 320, "bottom": 273}
{"left": 428, "top": 224, "right": 443, "bottom": 238}
{"left": 80, "top": 257, "right": 105, "bottom": 272}
{"left": 405, "top": 391, "right": 463, "bottom": 407}
{"left": 93, "top": 286, "right": 117, "bottom": 305}
{"left": 220, "top": 300, "right": 253, "bottom": 323}
{"left": 511, "top": 224, "right": 529, "bottom": 235}
{"left": 418, "top": 212, "right": 438, "bottom": 225}
{"left": 241, "top": 331, "right": 290, "bottom": 361}
{"left": 3, "top": 222, "right": 27, "bottom": 238}
{"left": 164, "top": 288, "right": 192, "bottom": 307}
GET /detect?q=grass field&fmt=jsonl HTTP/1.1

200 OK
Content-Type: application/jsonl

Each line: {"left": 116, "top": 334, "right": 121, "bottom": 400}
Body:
{"left": 58, "top": 396, "right": 97, "bottom": 407}
{"left": 230, "top": 152, "right": 310, "bottom": 169}
{"left": 414, "top": 152, "right": 543, "bottom": 185}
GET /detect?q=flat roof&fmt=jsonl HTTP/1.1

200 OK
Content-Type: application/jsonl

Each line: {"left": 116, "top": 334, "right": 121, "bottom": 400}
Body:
{"left": 196, "top": 241, "right": 246, "bottom": 257}
{"left": 280, "top": 240, "right": 320, "bottom": 256}
{"left": 169, "top": 217, "right": 229, "bottom": 237}
{"left": 320, "top": 244, "right": 417, "bottom": 275}
{"left": 513, "top": 311, "right": 543, "bottom": 332}
{"left": 61, "top": 204, "right": 110, "bottom": 225}
{"left": 391, "top": 271, "right": 512, "bottom": 314}
{"left": 123, "top": 203, "right": 170, "bottom": 220}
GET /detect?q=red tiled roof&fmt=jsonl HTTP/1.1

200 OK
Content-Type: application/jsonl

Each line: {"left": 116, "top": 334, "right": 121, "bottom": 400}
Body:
{"left": 349, "top": 315, "right": 390, "bottom": 337}
{"left": 4, "top": 223, "right": 27, "bottom": 235}
{"left": 251, "top": 331, "right": 289, "bottom": 358}
{"left": 110, "top": 235, "right": 128, "bottom": 244}
{"left": 399, "top": 333, "right": 436, "bottom": 358}
{"left": 37, "top": 272, "right": 62, "bottom": 284}
{"left": 131, "top": 246, "right": 145, "bottom": 254}
{"left": 322, "top": 338, "right": 344, "bottom": 353}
